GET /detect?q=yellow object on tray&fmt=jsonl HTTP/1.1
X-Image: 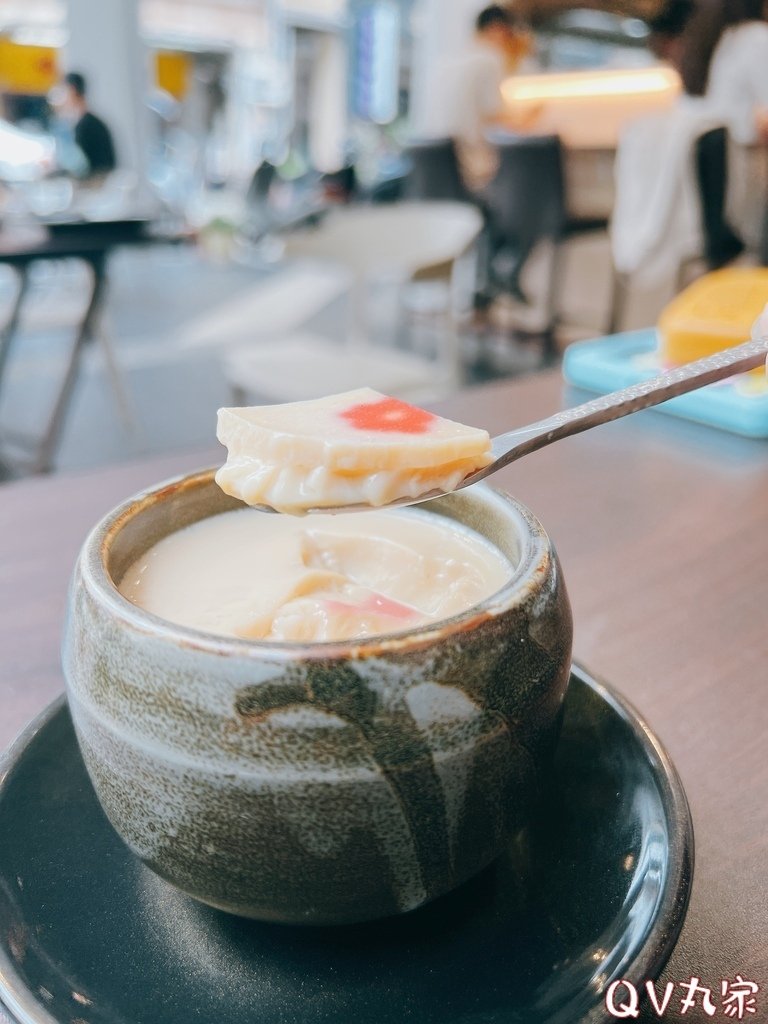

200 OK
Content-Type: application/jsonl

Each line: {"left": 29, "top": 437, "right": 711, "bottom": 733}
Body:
{"left": 658, "top": 268, "right": 768, "bottom": 371}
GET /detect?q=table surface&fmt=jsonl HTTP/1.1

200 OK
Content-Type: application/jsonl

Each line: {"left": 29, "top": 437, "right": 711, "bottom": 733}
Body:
{"left": 0, "top": 225, "right": 111, "bottom": 262}
{"left": 0, "top": 220, "right": 181, "bottom": 263}
{"left": 1, "top": 370, "right": 767, "bottom": 1023}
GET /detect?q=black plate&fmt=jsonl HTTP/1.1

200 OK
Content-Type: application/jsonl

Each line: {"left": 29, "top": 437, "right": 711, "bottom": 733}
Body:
{"left": 0, "top": 666, "right": 693, "bottom": 1024}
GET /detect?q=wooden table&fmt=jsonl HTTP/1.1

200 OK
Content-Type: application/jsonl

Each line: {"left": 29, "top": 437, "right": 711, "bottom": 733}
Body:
{"left": 1, "top": 370, "right": 767, "bottom": 1023}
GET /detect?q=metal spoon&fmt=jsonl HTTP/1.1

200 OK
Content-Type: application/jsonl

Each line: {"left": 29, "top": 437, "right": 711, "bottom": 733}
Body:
{"left": 251, "top": 336, "right": 768, "bottom": 514}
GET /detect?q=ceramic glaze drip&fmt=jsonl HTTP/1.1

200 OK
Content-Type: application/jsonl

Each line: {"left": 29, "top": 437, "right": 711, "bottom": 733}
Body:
{"left": 118, "top": 507, "right": 511, "bottom": 643}
{"left": 64, "top": 475, "right": 574, "bottom": 925}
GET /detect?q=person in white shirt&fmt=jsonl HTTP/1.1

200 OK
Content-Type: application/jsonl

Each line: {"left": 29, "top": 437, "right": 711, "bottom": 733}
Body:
{"left": 706, "top": 21, "right": 768, "bottom": 144}
{"left": 653, "top": 0, "right": 768, "bottom": 144}
{"left": 648, "top": 0, "right": 768, "bottom": 250}
{"left": 436, "top": 5, "right": 536, "bottom": 194}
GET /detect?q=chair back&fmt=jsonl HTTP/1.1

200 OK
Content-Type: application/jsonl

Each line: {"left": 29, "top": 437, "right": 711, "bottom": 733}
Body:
{"left": 403, "top": 138, "right": 472, "bottom": 203}
{"left": 484, "top": 134, "right": 568, "bottom": 247}
{"left": 285, "top": 201, "right": 483, "bottom": 278}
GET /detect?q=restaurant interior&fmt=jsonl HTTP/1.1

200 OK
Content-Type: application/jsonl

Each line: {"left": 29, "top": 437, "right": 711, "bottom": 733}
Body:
{"left": 1, "top": 0, "right": 765, "bottom": 476}
{"left": 1, "top": 2, "right": 767, "bottom": 1022}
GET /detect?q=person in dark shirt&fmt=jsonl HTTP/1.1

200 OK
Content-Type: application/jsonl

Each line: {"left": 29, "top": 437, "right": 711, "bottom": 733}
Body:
{"left": 61, "top": 71, "right": 117, "bottom": 178}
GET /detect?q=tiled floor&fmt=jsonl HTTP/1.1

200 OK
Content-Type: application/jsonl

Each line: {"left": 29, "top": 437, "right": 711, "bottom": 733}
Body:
{"left": 0, "top": 230, "right": 677, "bottom": 478}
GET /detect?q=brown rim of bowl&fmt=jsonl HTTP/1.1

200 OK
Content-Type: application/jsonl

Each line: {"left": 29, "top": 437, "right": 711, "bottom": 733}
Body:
{"left": 77, "top": 467, "right": 556, "bottom": 662}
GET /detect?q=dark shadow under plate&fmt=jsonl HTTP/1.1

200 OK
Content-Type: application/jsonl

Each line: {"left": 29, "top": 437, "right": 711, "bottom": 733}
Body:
{"left": 0, "top": 665, "right": 693, "bottom": 1024}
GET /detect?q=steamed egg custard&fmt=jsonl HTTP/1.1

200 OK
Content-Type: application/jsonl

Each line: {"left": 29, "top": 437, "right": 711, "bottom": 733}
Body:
{"left": 118, "top": 507, "right": 511, "bottom": 643}
{"left": 215, "top": 388, "right": 494, "bottom": 513}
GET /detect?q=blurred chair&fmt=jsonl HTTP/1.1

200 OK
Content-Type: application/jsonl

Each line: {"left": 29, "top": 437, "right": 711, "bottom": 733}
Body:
{"left": 608, "top": 122, "right": 743, "bottom": 334}
{"left": 403, "top": 138, "right": 473, "bottom": 203}
{"left": 222, "top": 201, "right": 483, "bottom": 405}
{"left": 482, "top": 133, "right": 608, "bottom": 358}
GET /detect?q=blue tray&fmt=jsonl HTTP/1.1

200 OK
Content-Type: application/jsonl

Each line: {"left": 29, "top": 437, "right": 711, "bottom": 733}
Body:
{"left": 562, "top": 329, "right": 768, "bottom": 438}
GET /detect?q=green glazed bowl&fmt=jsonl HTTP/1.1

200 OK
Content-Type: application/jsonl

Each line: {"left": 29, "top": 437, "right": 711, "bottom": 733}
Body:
{"left": 62, "top": 469, "right": 573, "bottom": 925}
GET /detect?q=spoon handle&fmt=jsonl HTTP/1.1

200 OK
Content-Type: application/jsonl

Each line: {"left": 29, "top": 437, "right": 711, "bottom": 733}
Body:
{"left": 490, "top": 337, "right": 768, "bottom": 468}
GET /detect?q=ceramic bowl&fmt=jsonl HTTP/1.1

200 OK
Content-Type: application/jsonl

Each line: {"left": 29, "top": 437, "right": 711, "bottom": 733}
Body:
{"left": 62, "top": 469, "right": 573, "bottom": 925}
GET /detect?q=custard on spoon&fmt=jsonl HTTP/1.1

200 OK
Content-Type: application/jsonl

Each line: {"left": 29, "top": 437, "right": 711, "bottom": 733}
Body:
{"left": 217, "top": 338, "right": 768, "bottom": 515}
{"left": 215, "top": 388, "right": 493, "bottom": 515}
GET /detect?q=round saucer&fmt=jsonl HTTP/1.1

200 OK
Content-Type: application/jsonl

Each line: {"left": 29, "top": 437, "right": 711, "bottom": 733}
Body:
{"left": 0, "top": 665, "right": 693, "bottom": 1024}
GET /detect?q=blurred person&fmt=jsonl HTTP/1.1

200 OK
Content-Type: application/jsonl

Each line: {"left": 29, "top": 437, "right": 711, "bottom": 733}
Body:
{"left": 680, "top": 0, "right": 768, "bottom": 144}
{"left": 648, "top": 0, "right": 695, "bottom": 70}
{"left": 436, "top": 4, "right": 539, "bottom": 195}
{"left": 649, "top": 0, "right": 768, "bottom": 144}
{"left": 58, "top": 71, "right": 117, "bottom": 179}
{"left": 646, "top": 0, "right": 768, "bottom": 251}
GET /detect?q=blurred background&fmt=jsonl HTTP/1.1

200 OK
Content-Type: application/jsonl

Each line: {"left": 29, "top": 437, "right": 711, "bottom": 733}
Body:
{"left": 0, "top": 0, "right": 766, "bottom": 477}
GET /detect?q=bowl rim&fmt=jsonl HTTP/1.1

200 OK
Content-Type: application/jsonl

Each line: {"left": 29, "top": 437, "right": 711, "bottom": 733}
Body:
{"left": 78, "top": 467, "right": 557, "bottom": 661}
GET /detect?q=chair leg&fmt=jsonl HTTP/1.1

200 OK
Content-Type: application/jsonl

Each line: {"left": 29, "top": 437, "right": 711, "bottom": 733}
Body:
{"left": 607, "top": 269, "right": 628, "bottom": 336}
{"left": 33, "top": 257, "right": 107, "bottom": 474}
{"left": 674, "top": 259, "right": 689, "bottom": 294}
{"left": 441, "top": 305, "right": 463, "bottom": 391}
{"left": 473, "top": 223, "right": 495, "bottom": 310}
{"left": 545, "top": 242, "right": 564, "bottom": 330}
{"left": 97, "top": 313, "right": 139, "bottom": 434}
{"left": 0, "top": 266, "right": 30, "bottom": 405}
{"left": 538, "top": 241, "right": 564, "bottom": 365}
